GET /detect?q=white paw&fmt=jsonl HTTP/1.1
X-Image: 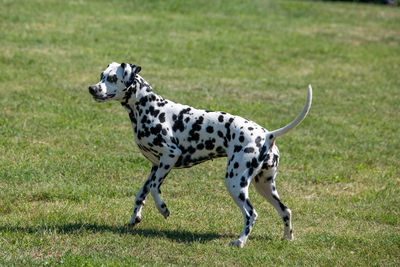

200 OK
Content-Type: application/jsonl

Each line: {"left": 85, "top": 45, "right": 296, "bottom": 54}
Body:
{"left": 229, "top": 240, "right": 244, "bottom": 248}
{"left": 128, "top": 216, "right": 142, "bottom": 227}
{"left": 281, "top": 232, "right": 294, "bottom": 241}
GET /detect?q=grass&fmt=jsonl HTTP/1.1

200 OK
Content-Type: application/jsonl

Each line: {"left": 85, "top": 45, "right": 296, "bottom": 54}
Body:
{"left": 1, "top": 0, "right": 399, "bottom": 265}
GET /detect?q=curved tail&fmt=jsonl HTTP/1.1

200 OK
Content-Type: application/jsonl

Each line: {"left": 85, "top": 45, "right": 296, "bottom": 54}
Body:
{"left": 268, "top": 85, "right": 312, "bottom": 141}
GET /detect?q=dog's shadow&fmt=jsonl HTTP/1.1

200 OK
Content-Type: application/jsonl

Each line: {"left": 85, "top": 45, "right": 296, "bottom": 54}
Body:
{"left": 0, "top": 223, "right": 241, "bottom": 244}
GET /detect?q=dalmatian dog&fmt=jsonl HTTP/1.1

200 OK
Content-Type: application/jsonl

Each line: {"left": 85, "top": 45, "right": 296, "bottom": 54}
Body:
{"left": 88, "top": 62, "right": 312, "bottom": 248}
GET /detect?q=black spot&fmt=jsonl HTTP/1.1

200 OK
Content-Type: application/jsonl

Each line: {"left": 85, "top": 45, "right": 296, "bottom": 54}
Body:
{"left": 188, "top": 132, "right": 200, "bottom": 142}
{"left": 248, "top": 168, "right": 254, "bottom": 176}
{"left": 223, "top": 137, "right": 228, "bottom": 148}
{"left": 273, "top": 195, "right": 287, "bottom": 211}
{"left": 172, "top": 119, "right": 185, "bottom": 132}
{"left": 188, "top": 146, "right": 196, "bottom": 154}
{"left": 205, "top": 139, "right": 215, "bottom": 150}
{"left": 188, "top": 116, "right": 204, "bottom": 142}
{"left": 153, "top": 134, "right": 164, "bottom": 147}
{"left": 224, "top": 122, "right": 232, "bottom": 141}
{"left": 139, "top": 96, "right": 148, "bottom": 106}
{"left": 234, "top": 145, "right": 242, "bottom": 152}
{"left": 218, "top": 115, "right": 224, "bottom": 122}
{"left": 172, "top": 108, "right": 191, "bottom": 132}
{"left": 255, "top": 136, "right": 262, "bottom": 148}
{"left": 239, "top": 136, "right": 245, "bottom": 142}
{"left": 234, "top": 162, "right": 239, "bottom": 169}
{"left": 164, "top": 164, "right": 170, "bottom": 169}
{"left": 248, "top": 127, "right": 254, "bottom": 131}
{"left": 245, "top": 227, "right": 250, "bottom": 235}
{"left": 150, "top": 124, "right": 163, "bottom": 135}
{"left": 251, "top": 158, "right": 258, "bottom": 168}
{"left": 196, "top": 143, "right": 204, "bottom": 150}
{"left": 159, "top": 112, "right": 166, "bottom": 123}
{"left": 148, "top": 106, "right": 160, "bottom": 117}
{"left": 238, "top": 193, "right": 245, "bottom": 201}
{"left": 244, "top": 147, "right": 254, "bottom": 153}
{"left": 217, "top": 131, "right": 224, "bottom": 138}
{"left": 206, "top": 126, "right": 214, "bottom": 133}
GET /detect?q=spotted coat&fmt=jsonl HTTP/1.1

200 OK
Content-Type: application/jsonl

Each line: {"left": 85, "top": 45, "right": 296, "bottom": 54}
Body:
{"left": 89, "top": 62, "right": 312, "bottom": 247}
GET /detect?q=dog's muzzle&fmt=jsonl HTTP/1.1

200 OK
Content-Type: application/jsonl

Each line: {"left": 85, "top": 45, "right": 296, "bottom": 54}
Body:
{"left": 89, "top": 85, "right": 100, "bottom": 96}
{"left": 89, "top": 85, "right": 115, "bottom": 102}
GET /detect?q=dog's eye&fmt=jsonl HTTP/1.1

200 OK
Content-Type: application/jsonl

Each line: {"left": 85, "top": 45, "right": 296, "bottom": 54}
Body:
{"left": 107, "top": 75, "right": 117, "bottom": 83}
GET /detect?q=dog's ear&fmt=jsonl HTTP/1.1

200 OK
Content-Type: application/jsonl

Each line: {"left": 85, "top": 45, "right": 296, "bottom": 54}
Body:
{"left": 130, "top": 64, "right": 141, "bottom": 75}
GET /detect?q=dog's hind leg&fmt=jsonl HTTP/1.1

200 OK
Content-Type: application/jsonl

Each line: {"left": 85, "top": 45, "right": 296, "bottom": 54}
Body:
{"left": 253, "top": 169, "right": 294, "bottom": 241}
{"left": 225, "top": 160, "right": 259, "bottom": 248}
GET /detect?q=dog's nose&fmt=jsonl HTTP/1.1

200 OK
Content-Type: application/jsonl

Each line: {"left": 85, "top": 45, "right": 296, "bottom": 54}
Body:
{"left": 89, "top": 86, "right": 97, "bottom": 95}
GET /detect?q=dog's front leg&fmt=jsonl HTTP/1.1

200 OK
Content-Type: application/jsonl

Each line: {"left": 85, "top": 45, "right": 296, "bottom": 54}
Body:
{"left": 129, "top": 165, "right": 158, "bottom": 226}
{"left": 149, "top": 153, "right": 181, "bottom": 219}
{"left": 129, "top": 148, "right": 181, "bottom": 225}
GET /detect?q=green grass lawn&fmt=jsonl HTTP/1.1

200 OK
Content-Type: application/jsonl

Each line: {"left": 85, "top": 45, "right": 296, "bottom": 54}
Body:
{"left": 1, "top": 0, "right": 399, "bottom": 265}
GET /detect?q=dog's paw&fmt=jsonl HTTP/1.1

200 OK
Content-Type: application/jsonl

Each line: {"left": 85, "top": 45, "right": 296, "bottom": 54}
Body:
{"left": 229, "top": 240, "right": 244, "bottom": 248}
{"left": 157, "top": 203, "right": 170, "bottom": 219}
{"left": 281, "top": 232, "right": 294, "bottom": 241}
{"left": 128, "top": 216, "right": 142, "bottom": 227}
{"left": 162, "top": 208, "right": 170, "bottom": 219}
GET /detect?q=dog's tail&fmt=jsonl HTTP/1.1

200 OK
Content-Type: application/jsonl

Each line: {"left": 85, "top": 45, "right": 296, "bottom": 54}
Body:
{"left": 267, "top": 85, "right": 312, "bottom": 143}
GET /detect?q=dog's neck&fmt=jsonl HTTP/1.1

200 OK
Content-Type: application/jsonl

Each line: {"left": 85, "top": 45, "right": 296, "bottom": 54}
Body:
{"left": 120, "top": 75, "right": 160, "bottom": 126}
{"left": 121, "top": 75, "right": 152, "bottom": 106}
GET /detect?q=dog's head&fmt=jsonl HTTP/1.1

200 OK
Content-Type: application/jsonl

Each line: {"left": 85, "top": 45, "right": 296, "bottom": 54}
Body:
{"left": 88, "top": 62, "right": 141, "bottom": 102}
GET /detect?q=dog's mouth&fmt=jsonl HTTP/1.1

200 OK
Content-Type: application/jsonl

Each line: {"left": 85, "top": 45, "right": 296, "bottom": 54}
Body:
{"left": 92, "top": 93, "right": 116, "bottom": 102}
